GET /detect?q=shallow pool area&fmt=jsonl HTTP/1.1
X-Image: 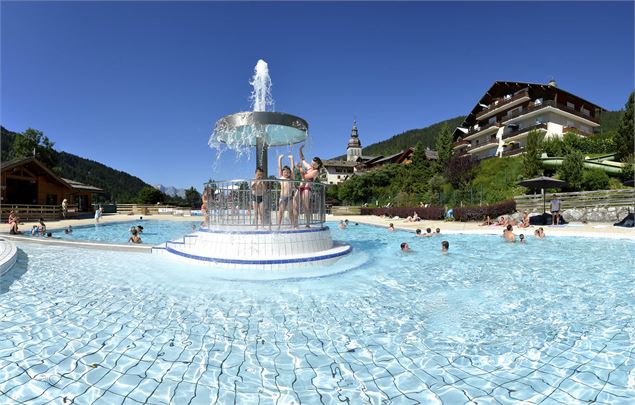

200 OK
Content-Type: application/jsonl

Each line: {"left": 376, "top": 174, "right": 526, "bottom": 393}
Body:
{"left": 44, "top": 220, "right": 200, "bottom": 246}
{"left": 1, "top": 224, "right": 634, "bottom": 404}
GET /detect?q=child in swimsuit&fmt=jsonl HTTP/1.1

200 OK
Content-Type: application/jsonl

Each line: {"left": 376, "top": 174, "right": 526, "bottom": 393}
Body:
{"left": 298, "top": 144, "right": 323, "bottom": 228}
{"left": 277, "top": 154, "right": 295, "bottom": 229}
{"left": 252, "top": 167, "right": 266, "bottom": 229}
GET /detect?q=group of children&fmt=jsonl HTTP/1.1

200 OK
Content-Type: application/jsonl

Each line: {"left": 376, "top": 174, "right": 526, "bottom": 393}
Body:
{"left": 251, "top": 144, "right": 323, "bottom": 229}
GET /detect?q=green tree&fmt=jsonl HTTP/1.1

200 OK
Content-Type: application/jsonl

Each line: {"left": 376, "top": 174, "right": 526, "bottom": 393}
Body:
{"left": 615, "top": 91, "right": 634, "bottom": 161}
{"left": 11, "top": 128, "right": 58, "bottom": 168}
{"left": 434, "top": 124, "right": 453, "bottom": 174}
{"left": 559, "top": 150, "right": 585, "bottom": 190}
{"left": 522, "top": 130, "right": 543, "bottom": 178}
{"left": 184, "top": 187, "right": 202, "bottom": 208}
{"left": 137, "top": 186, "right": 164, "bottom": 204}
{"left": 582, "top": 169, "right": 609, "bottom": 191}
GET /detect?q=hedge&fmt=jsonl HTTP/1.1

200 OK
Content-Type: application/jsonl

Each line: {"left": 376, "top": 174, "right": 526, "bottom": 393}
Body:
{"left": 360, "top": 206, "right": 445, "bottom": 220}
{"left": 452, "top": 200, "right": 516, "bottom": 222}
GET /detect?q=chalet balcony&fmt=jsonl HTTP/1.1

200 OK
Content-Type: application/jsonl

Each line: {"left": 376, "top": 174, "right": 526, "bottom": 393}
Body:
{"left": 475, "top": 90, "right": 530, "bottom": 120}
{"left": 501, "top": 100, "right": 599, "bottom": 125}
{"left": 502, "top": 123, "right": 548, "bottom": 141}
{"left": 563, "top": 126, "right": 594, "bottom": 137}
{"left": 452, "top": 139, "right": 470, "bottom": 150}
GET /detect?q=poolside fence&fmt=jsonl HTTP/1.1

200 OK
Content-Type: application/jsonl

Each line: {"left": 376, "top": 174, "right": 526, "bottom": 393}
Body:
{"left": 0, "top": 204, "right": 80, "bottom": 221}
{"left": 513, "top": 189, "right": 635, "bottom": 213}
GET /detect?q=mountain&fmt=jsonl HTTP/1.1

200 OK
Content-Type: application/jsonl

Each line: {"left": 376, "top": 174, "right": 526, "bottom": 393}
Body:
{"left": 154, "top": 184, "right": 187, "bottom": 198}
{"left": 2, "top": 126, "right": 151, "bottom": 202}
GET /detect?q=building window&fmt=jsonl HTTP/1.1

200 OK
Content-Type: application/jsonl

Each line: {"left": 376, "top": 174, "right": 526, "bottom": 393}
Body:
{"left": 567, "top": 101, "right": 575, "bottom": 109}
{"left": 488, "top": 116, "right": 496, "bottom": 125}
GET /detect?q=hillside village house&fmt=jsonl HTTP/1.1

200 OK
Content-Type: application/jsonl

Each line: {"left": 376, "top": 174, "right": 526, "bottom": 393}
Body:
{"left": 1, "top": 157, "right": 103, "bottom": 218}
{"left": 322, "top": 121, "right": 437, "bottom": 185}
{"left": 453, "top": 80, "right": 605, "bottom": 160}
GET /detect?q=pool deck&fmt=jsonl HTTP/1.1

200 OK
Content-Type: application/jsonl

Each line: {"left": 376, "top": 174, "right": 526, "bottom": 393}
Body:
{"left": 0, "top": 213, "right": 633, "bottom": 246}
{"left": 328, "top": 214, "right": 635, "bottom": 240}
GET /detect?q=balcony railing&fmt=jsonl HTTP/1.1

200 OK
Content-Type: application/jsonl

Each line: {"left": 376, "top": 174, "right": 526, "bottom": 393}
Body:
{"left": 563, "top": 126, "right": 593, "bottom": 137}
{"left": 475, "top": 90, "right": 529, "bottom": 119}
{"left": 500, "top": 100, "right": 599, "bottom": 124}
{"left": 502, "top": 123, "right": 548, "bottom": 140}
{"left": 203, "top": 179, "right": 326, "bottom": 230}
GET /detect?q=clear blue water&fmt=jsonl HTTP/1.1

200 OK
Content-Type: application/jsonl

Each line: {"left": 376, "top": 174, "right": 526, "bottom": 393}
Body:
{"left": 1, "top": 223, "right": 634, "bottom": 404}
{"left": 45, "top": 220, "right": 200, "bottom": 245}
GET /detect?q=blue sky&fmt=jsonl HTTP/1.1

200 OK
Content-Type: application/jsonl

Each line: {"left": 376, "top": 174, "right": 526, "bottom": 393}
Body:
{"left": 2, "top": 1, "right": 633, "bottom": 191}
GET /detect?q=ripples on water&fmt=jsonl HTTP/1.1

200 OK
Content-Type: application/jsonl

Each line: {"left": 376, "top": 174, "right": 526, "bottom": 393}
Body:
{"left": 1, "top": 223, "right": 634, "bottom": 404}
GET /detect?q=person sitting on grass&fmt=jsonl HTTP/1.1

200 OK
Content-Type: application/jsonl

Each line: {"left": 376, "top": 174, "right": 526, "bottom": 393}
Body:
{"left": 129, "top": 228, "right": 142, "bottom": 244}
{"left": 441, "top": 240, "right": 449, "bottom": 254}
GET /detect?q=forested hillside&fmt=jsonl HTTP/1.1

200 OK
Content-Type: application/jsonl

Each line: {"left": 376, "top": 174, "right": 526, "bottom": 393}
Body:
{"left": 1, "top": 126, "right": 150, "bottom": 202}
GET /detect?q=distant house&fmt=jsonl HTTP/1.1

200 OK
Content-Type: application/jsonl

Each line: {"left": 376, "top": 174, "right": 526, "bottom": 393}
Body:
{"left": 453, "top": 80, "right": 605, "bottom": 160}
{"left": 322, "top": 121, "right": 438, "bottom": 184}
{"left": 1, "top": 157, "right": 103, "bottom": 212}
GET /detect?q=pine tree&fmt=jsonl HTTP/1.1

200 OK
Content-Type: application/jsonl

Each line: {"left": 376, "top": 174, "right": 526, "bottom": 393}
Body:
{"left": 522, "top": 130, "right": 543, "bottom": 178}
{"left": 560, "top": 150, "right": 584, "bottom": 190}
{"left": 615, "top": 91, "right": 634, "bottom": 161}
{"left": 434, "top": 124, "right": 453, "bottom": 174}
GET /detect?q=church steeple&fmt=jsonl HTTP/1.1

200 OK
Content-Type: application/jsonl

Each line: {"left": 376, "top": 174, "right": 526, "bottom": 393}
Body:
{"left": 347, "top": 118, "right": 362, "bottom": 161}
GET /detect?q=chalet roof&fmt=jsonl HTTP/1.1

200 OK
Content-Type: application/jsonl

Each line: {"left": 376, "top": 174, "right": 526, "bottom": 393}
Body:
{"left": 322, "top": 160, "right": 358, "bottom": 168}
{"left": 1, "top": 156, "right": 72, "bottom": 189}
{"left": 1, "top": 156, "right": 103, "bottom": 193}
{"left": 61, "top": 178, "right": 104, "bottom": 193}
{"left": 454, "top": 81, "right": 606, "bottom": 138}
{"left": 369, "top": 151, "right": 405, "bottom": 165}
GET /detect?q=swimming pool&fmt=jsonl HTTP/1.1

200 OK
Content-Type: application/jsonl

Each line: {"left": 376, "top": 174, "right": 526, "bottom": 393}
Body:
{"left": 1, "top": 224, "right": 634, "bottom": 404}
{"left": 47, "top": 220, "right": 200, "bottom": 245}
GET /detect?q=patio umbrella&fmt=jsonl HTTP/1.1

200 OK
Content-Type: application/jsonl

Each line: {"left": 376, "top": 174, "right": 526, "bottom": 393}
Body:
{"left": 517, "top": 176, "right": 568, "bottom": 214}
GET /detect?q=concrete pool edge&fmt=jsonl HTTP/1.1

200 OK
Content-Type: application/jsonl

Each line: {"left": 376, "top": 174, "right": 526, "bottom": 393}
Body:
{"left": 0, "top": 239, "right": 18, "bottom": 276}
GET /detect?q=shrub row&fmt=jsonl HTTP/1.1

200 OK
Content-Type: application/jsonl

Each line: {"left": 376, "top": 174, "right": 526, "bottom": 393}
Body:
{"left": 452, "top": 200, "right": 516, "bottom": 222}
{"left": 360, "top": 206, "right": 445, "bottom": 220}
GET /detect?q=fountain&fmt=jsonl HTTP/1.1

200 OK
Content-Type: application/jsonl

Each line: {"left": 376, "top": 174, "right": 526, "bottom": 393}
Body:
{"left": 154, "top": 60, "right": 351, "bottom": 271}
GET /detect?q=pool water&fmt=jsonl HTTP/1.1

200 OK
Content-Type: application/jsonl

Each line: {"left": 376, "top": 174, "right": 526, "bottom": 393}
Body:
{"left": 48, "top": 220, "right": 200, "bottom": 245}
{"left": 1, "top": 224, "right": 634, "bottom": 404}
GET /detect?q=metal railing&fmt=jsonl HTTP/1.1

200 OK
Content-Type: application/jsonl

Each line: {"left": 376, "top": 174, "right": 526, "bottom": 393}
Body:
{"left": 475, "top": 90, "right": 530, "bottom": 119}
{"left": 203, "top": 179, "right": 326, "bottom": 229}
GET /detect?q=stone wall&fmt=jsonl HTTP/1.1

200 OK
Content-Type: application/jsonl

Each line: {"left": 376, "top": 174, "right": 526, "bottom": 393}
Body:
{"left": 561, "top": 206, "right": 632, "bottom": 223}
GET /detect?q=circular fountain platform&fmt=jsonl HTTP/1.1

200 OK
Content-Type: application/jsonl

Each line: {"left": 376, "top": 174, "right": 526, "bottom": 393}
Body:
{"left": 154, "top": 226, "right": 351, "bottom": 270}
